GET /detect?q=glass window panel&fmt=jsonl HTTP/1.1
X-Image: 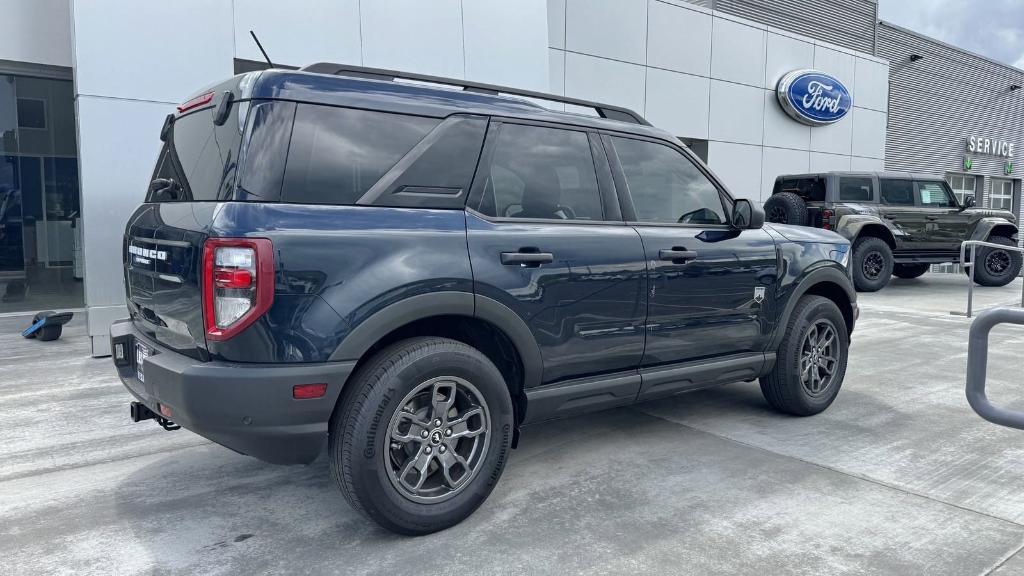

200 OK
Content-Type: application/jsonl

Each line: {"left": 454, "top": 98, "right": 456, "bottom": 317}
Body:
{"left": 612, "top": 137, "right": 726, "bottom": 225}
{"left": 476, "top": 124, "right": 603, "bottom": 221}
{"left": 916, "top": 181, "right": 957, "bottom": 207}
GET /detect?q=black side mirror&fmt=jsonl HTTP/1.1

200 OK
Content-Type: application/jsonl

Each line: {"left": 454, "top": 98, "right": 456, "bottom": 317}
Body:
{"left": 732, "top": 198, "right": 765, "bottom": 230}
{"left": 962, "top": 195, "right": 976, "bottom": 209}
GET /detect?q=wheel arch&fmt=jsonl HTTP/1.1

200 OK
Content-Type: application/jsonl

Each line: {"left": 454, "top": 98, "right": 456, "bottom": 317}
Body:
{"left": 852, "top": 223, "right": 897, "bottom": 250}
{"left": 968, "top": 218, "right": 1019, "bottom": 243}
{"left": 329, "top": 291, "right": 541, "bottom": 430}
{"left": 769, "top": 266, "right": 857, "bottom": 351}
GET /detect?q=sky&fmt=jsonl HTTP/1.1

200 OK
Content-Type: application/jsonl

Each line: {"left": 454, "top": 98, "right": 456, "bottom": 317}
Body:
{"left": 878, "top": 0, "right": 1024, "bottom": 69}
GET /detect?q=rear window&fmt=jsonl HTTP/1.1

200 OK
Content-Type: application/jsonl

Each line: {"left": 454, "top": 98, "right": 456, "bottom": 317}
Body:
{"left": 148, "top": 105, "right": 243, "bottom": 202}
{"left": 776, "top": 177, "right": 825, "bottom": 202}
{"left": 281, "top": 105, "right": 439, "bottom": 205}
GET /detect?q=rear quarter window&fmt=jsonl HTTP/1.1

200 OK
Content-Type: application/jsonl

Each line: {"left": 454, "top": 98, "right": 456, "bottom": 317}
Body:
{"left": 776, "top": 177, "right": 826, "bottom": 202}
{"left": 149, "top": 103, "right": 243, "bottom": 202}
{"left": 281, "top": 105, "right": 439, "bottom": 205}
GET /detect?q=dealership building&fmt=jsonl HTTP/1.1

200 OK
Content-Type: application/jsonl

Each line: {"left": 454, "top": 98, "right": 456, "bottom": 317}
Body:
{"left": 1, "top": 0, "right": 1022, "bottom": 355}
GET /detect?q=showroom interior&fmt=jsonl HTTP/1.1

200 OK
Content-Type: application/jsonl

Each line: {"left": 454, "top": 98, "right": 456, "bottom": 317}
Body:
{"left": 0, "top": 0, "right": 1022, "bottom": 355}
{"left": 0, "top": 60, "right": 82, "bottom": 314}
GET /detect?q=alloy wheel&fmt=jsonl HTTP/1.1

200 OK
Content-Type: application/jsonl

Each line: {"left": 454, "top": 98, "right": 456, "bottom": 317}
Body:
{"left": 800, "top": 320, "right": 839, "bottom": 397}
{"left": 384, "top": 376, "right": 490, "bottom": 503}
{"left": 985, "top": 250, "right": 1011, "bottom": 276}
{"left": 862, "top": 251, "right": 884, "bottom": 280}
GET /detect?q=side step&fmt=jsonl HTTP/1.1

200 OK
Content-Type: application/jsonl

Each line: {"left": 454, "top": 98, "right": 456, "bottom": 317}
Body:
{"left": 130, "top": 401, "right": 181, "bottom": 431}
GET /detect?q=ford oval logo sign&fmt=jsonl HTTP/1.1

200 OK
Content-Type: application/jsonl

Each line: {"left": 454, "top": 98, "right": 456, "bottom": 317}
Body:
{"left": 776, "top": 69, "right": 852, "bottom": 126}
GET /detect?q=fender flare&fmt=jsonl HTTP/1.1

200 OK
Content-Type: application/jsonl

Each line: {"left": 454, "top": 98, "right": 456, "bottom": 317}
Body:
{"left": 768, "top": 265, "right": 857, "bottom": 351}
{"left": 836, "top": 215, "right": 899, "bottom": 248}
{"left": 328, "top": 291, "right": 543, "bottom": 391}
{"left": 968, "top": 218, "right": 1019, "bottom": 242}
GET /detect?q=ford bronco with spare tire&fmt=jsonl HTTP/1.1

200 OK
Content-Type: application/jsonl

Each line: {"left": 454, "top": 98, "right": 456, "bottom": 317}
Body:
{"left": 765, "top": 171, "right": 1021, "bottom": 292}
{"left": 111, "top": 64, "right": 857, "bottom": 535}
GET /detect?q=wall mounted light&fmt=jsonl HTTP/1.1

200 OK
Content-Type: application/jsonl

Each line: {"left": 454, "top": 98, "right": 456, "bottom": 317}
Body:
{"left": 910, "top": 54, "right": 924, "bottom": 62}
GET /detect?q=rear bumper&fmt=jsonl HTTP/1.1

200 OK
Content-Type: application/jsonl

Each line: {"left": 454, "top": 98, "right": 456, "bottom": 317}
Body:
{"left": 109, "top": 319, "right": 355, "bottom": 464}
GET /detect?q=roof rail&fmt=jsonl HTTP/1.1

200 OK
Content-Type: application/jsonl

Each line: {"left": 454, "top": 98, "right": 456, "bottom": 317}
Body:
{"left": 300, "top": 62, "right": 651, "bottom": 126}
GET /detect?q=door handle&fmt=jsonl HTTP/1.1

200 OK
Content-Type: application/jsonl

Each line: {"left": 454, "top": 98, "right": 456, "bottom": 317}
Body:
{"left": 926, "top": 216, "right": 939, "bottom": 221}
{"left": 501, "top": 249, "right": 554, "bottom": 266}
{"left": 658, "top": 248, "right": 699, "bottom": 263}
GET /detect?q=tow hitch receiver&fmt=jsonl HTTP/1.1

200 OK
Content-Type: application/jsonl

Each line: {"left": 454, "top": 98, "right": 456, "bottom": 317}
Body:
{"left": 130, "top": 401, "right": 181, "bottom": 431}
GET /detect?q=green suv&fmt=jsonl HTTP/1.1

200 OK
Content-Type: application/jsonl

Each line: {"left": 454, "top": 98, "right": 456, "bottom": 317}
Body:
{"left": 765, "top": 172, "right": 1021, "bottom": 292}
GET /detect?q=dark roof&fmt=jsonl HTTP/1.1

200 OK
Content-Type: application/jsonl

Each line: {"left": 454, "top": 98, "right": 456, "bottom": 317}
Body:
{"left": 249, "top": 69, "right": 672, "bottom": 140}
{"left": 777, "top": 171, "right": 949, "bottom": 181}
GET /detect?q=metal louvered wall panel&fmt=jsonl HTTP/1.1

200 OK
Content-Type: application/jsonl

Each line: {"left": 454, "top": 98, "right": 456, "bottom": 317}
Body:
{"left": 711, "top": 0, "right": 878, "bottom": 54}
{"left": 878, "top": 23, "right": 1024, "bottom": 213}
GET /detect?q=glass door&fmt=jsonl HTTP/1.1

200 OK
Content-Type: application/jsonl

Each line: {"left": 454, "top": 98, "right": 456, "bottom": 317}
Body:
{"left": 0, "top": 70, "right": 82, "bottom": 312}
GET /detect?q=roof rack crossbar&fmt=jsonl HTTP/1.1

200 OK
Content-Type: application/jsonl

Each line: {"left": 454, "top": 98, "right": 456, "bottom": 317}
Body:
{"left": 300, "top": 62, "right": 650, "bottom": 126}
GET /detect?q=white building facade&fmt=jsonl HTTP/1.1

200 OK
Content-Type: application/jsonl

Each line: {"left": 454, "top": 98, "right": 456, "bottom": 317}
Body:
{"left": 0, "top": 0, "right": 888, "bottom": 355}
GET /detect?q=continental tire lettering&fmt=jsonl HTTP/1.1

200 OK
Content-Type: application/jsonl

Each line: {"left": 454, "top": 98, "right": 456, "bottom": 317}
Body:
{"left": 364, "top": 388, "right": 394, "bottom": 459}
{"left": 487, "top": 423, "right": 511, "bottom": 487}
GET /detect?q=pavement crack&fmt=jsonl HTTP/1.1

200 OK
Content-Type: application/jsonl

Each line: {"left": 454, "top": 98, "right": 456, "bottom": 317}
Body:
{"left": 981, "top": 537, "right": 1024, "bottom": 576}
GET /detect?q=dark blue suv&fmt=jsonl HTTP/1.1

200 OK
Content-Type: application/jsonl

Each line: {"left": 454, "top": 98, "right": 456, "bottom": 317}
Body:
{"left": 110, "top": 63, "right": 857, "bottom": 535}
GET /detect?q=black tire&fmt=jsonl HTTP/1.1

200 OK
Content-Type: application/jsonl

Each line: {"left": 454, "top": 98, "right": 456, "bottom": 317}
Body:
{"left": 967, "top": 236, "right": 1023, "bottom": 287}
{"left": 892, "top": 263, "right": 930, "bottom": 279}
{"left": 329, "top": 337, "right": 514, "bottom": 535}
{"left": 851, "top": 236, "right": 893, "bottom": 292}
{"left": 760, "top": 295, "right": 849, "bottom": 416}
{"left": 764, "top": 192, "right": 808, "bottom": 226}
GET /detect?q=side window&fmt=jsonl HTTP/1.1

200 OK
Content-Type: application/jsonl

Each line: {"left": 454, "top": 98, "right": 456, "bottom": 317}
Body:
{"left": 475, "top": 123, "right": 603, "bottom": 221}
{"left": 612, "top": 136, "right": 726, "bottom": 225}
{"left": 777, "top": 177, "right": 826, "bottom": 201}
{"left": 916, "top": 181, "right": 957, "bottom": 208}
{"left": 282, "top": 105, "right": 438, "bottom": 205}
{"left": 838, "top": 176, "right": 874, "bottom": 202}
{"left": 880, "top": 179, "right": 914, "bottom": 206}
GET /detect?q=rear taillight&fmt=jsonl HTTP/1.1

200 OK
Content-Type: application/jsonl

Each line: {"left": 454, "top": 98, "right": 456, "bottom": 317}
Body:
{"left": 822, "top": 209, "right": 835, "bottom": 230}
{"left": 202, "top": 238, "right": 274, "bottom": 341}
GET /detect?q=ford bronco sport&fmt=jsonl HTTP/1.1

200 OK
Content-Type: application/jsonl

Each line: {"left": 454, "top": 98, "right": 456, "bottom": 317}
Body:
{"left": 111, "top": 64, "right": 857, "bottom": 535}
{"left": 765, "top": 171, "right": 1021, "bottom": 291}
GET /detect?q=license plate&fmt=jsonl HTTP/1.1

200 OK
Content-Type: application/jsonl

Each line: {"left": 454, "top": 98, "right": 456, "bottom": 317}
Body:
{"left": 136, "top": 343, "right": 149, "bottom": 383}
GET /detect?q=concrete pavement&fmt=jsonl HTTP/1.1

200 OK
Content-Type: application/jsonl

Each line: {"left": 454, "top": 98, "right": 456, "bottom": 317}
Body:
{"left": 2, "top": 274, "right": 1024, "bottom": 575}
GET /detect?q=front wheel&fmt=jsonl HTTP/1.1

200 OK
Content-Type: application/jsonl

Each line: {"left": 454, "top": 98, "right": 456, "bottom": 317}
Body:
{"left": 967, "top": 236, "right": 1023, "bottom": 287}
{"left": 760, "top": 295, "right": 849, "bottom": 416}
{"left": 330, "top": 337, "right": 514, "bottom": 535}
{"left": 851, "top": 237, "right": 893, "bottom": 292}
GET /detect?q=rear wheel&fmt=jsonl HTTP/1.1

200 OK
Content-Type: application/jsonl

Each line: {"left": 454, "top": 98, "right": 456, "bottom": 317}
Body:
{"left": 760, "top": 295, "right": 849, "bottom": 416}
{"left": 967, "top": 236, "right": 1022, "bottom": 287}
{"left": 764, "top": 192, "right": 808, "bottom": 226}
{"left": 851, "top": 236, "right": 893, "bottom": 292}
{"left": 892, "top": 263, "right": 930, "bottom": 279}
{"left": 330, "top": 337, "right": 514, "bottom": 535}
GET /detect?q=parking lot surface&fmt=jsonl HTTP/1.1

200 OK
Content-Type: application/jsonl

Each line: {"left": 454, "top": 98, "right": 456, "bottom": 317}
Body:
{"left": 3, "top": 274, "right": 1024, "bottom": 575}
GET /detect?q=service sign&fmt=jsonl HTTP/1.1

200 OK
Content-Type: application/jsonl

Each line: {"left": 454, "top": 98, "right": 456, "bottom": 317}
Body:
{"left": 966, "top": 136, "right": 1015, "bottom": 158}
{"left": 776, "top": 69, "right": 852, "bottom": 126}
